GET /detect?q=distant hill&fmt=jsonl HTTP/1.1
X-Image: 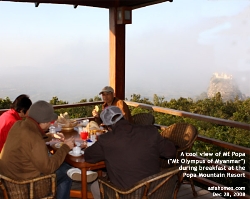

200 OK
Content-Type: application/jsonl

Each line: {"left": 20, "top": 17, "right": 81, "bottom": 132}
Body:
{"left": 207, "top": 73, "right": 245, "bottom": 101}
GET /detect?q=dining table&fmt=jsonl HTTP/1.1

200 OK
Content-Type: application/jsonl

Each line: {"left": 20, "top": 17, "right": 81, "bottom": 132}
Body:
{"left": 48, "top": 127, "right": 106, "bottom": 199}
{"left": 66, "top": 155, "right": 105, "bottom": 199}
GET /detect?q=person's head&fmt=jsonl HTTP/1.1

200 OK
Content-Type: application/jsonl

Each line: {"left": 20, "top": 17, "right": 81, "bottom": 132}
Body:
{"left": 28, "top": 100, "right": 58, "bottom": 131}
{"left": 10, "top": 94, "right": 32, "bottom": 118}
{"left": 100, "top": 106, "right": 124, "bottom": 130}
{"left": 99, "top": 86, "right": 115, "bottom": 105}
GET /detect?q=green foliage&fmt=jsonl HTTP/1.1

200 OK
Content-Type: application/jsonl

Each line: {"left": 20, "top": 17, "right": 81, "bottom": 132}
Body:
{"left": 153, "top": 94, "right": 165, "bottom": 106}
{"left": 129, "top": 94, "right": 154, "bottom": 116}
{"left": 127, "top": 93, "right": 250, "bottom": 194}
{"left": 157, "top": 94, "right": 249, "bottom": 147}
{"left": 93, "top": 96, "right": 102, "bottom": 102}
{"left": 128, "top": 93, "right": 249, "bottom": 147}
{"left": 0, "top": 97, "right": 12, "bottom": 109}
{"left": 129, "top": 93, "right": 250, "bottom": 188}
{"left": 129, "top": 94, "right": 153, "bottom": 105}
{"left": 1, "top": 93, "right": 249, "bottom": 143}
{"left": 1, "top": 93, "right": 249, "bottom": 194}
{"left": 49, "top": 96, "right": 68, "bottom": 105}
{"left": 48, "top": 96, "right": 96, "bottom": 119}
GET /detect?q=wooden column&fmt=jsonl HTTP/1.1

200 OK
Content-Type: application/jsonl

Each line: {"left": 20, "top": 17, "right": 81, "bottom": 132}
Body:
{"left": 109, "top": 7, "right": 126, "bottom": 100}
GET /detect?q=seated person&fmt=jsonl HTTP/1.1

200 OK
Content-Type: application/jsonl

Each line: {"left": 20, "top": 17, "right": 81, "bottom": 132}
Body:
{"left": 0, "top": 100, "right": 75, "bottom": 199}
{"left": 0, "top": 94, "right": 32, "bottom": 153}
{"left": 92, "top": 86, "right": 133, "bottom": 124}
{"left": 85, "top": 106, "right": 177, "bottom": 199}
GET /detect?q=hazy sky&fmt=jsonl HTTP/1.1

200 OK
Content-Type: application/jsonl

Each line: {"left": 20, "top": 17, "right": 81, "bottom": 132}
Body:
{"left": 0, "top": 0, "right": 249, "bottom": 103}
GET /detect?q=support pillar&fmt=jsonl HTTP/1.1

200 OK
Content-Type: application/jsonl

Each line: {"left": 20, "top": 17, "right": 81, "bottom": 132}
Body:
{"left": 109, "top": 7, "right": 126, "bottom": 100}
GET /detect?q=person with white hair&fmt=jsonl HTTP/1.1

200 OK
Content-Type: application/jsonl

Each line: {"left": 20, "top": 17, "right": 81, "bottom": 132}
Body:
{"left": 85, "top": 106, "right": 177, "bottom": 199}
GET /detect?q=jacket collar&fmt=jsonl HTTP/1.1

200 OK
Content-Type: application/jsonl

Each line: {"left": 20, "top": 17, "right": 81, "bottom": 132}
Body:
{"left": 9, "top": 109, "right": 22, "bottom": 120}
{"left": 103, "top": 97, "right": 117, "bottom": 108}
{"left": 26, "top": 116, "right": 46, "bottom": 135}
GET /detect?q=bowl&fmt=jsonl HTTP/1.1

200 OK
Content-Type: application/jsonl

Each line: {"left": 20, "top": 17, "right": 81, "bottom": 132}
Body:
{"left": 59, "top": 119, "right": 78, "bottom": 131}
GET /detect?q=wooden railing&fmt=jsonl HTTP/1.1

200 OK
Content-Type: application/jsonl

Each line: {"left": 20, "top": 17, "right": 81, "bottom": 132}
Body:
{"left": 125, "top": 101, "right": 250, "bottom": 130}
{"left": 1, "top": 101, "right": 249, "bottom": 198}
{"left": 125, "top": 101, "right": 250, "bottom": 199}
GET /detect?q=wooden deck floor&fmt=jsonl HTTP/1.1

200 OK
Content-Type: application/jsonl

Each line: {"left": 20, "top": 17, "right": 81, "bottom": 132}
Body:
{"left": 70, "top": 182, "right": 225, "bottom": 199}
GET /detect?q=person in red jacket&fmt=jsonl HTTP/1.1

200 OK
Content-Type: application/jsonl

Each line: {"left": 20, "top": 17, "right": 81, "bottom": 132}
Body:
{"left": 0, "top": 94, "right": 32, "bottom": 152}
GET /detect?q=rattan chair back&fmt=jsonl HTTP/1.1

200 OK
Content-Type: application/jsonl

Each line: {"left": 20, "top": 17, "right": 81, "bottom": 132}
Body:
{"left": 98, "top": 166, "right": 179, "bottom": 199}
{"left": 159, "top": 123, "right": 198, "bottom": 198}
{"left": 0, "top": 174, "right": 56, "bottom": 199}
{"left": 132, "top": 113, "right": 155, "bottom": 125}
{"left": 160, "top": 123, "right": 198, "bottom": 168}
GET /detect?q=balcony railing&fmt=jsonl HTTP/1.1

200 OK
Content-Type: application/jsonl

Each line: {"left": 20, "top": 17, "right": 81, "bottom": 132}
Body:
{"left": 1, "top": 101, "right": 249, "bottom": 198}
{"left": 125, "top": 101, "right": 250, "bottom": 199}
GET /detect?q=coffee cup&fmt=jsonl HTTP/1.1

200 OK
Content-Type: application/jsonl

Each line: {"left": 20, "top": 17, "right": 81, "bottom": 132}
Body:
{"left": 72, "top": 146, "right": 81, "bottom": 154}
{"left": 82, "top": 119, "right": 89, "bottom": 126}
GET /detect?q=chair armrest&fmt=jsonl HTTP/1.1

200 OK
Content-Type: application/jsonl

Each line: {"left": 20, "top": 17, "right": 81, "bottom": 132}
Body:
{"left": 0, "top": 173, "right": 56, "bottom": 199}
{"left": 98, "top": 166, "right": 180, "bottom": 198}
{"left": 98, "top": 177, "right": 126, "bottom": 192}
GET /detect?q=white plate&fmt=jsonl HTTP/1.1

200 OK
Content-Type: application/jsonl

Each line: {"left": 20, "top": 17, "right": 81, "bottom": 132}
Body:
{"left": 68, "top": 150, "right": 84, "bottom": 157}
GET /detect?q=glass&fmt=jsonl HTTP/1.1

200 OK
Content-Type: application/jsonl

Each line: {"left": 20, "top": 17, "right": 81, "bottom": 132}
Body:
{"left": 80, "top": 131, "right": 88, "bottom": 140}
{"left": 49, "top": 125, "right": 56, "bottom": 134}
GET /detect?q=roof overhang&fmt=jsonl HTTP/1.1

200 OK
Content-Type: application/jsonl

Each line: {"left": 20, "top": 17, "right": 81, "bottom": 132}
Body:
{"left": 1, "top": 0, "right": 173, "bottom": 9}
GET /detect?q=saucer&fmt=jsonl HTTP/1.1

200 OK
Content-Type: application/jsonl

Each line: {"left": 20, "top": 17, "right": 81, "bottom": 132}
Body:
{"left": 68, "top": 150, "right": 84, "bottom": 157}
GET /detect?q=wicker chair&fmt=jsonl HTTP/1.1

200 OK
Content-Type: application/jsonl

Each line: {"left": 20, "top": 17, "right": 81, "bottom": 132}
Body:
{"left": 0, "top": 174, "right": 56, "bottom": 199}
{"left": 160, "top": 123, "right": 198, "bottom": 198}
{"left": 132, "top": 113, "right": 155, "bottom": 125}
{"left": 98, "top": 166, "right": 180, "bottom": 199}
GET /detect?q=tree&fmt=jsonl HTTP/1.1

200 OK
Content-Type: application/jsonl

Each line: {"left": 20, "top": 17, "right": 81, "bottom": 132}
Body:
{"left": 153, "top": 94, "right": 165, "bottom": 106}
{"left": 93, "top": 96, "right": 102, "bottom": 101}
{"left": 0, "top": 97, "right": 12, "bottom": 109}
{"left": 49, "top": 96, "right": 68, "bottom": 105}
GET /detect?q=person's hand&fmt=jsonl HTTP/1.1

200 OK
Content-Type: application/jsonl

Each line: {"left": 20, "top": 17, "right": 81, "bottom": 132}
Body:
{"left": 46, "top": 132, "right": 58, "bottom": 141}
{"left": 64, "top": 137, "right": 75, "bottom": 149}
{"left": 54, "top": 133, "right": 65, "bottom": 141}
{"left": 81, "top": 141, "right": 87, "bottom": 149}
{"left": 92, "top": 109, "right": 99, "bottom": 118}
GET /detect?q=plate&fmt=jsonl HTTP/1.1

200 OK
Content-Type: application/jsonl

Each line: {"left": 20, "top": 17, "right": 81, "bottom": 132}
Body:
{"left": 55, "top": 142, "right": 63, "bottom": 148}
{"left": 68, "top": 150, "right": 84, "bottom": 157}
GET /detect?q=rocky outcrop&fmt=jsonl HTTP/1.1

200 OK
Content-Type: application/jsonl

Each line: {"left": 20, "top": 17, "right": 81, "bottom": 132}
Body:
{"left": 207, "top": 73, "right": 244, "bottom": 101}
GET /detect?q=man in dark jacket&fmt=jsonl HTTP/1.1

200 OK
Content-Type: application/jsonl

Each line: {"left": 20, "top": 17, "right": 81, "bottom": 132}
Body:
{"left": 84, "top": 106, "right": 176, "bottom": 199}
